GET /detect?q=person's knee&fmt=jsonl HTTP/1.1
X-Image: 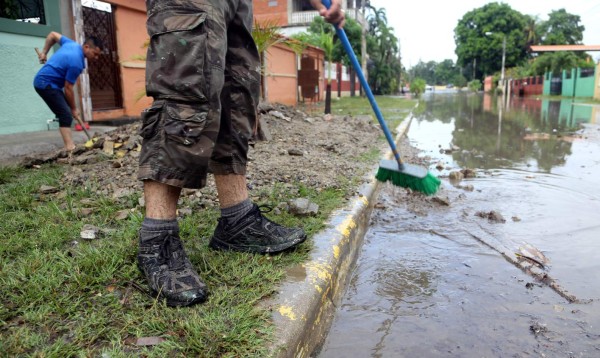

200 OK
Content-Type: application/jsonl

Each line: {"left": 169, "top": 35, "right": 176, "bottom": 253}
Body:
{"left": 57, "top": 115, "right": 73, "bottom": 127}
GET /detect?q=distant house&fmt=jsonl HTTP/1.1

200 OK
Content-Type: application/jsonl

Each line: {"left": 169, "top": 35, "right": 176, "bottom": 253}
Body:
{"left": 253, "top": 0, "right": 364, "bottom": 104}
{"left": 254, "top": 0, "right": 367, "bottom": 36}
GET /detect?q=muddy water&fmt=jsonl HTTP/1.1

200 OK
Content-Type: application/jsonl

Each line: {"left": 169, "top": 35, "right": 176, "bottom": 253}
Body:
{"left": 318, "top": 93, "right": 600, "bottom": 357}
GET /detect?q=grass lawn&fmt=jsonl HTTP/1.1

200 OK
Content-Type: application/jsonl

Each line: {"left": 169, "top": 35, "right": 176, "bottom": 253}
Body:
{"left": 0, "top": 96, "right": 416, "bottom": 357}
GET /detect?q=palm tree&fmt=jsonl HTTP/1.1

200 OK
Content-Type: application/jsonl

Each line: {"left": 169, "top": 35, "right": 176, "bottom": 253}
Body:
{"left": 252, "top": 19, "right": 304, "bottom": 101}
{"left": 524, "top": 15, "right": 540, "bottom": 49}
{"left": 294, "top": 30, "right": 334, "bottom": 114}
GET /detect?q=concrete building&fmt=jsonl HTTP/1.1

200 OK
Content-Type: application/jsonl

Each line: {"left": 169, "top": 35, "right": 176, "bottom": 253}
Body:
{"left": 0, "top": 1, "right": 365, "bottom": 136}
{"left": 254, "top": 0, "right": 367, "bottom": 37}
{"left": 0, "top": 0, "right": 150, "bottom": 135}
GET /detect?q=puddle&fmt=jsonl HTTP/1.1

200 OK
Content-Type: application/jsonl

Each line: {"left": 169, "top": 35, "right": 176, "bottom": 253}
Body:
{"left": 319, "top": 93, "right": 600, "bottom": 357}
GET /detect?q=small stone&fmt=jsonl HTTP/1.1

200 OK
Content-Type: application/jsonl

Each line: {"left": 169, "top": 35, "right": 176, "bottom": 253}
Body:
{"left": 80, "top": 224, "right": 101, "bottom": 240}
{"left": 40, "top": 185, "right": 59, "bottom": 194}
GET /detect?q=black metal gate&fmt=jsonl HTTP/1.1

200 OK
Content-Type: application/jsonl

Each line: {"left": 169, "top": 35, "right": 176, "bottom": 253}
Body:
{"left": 83, "top": 5, "right": 123, "bottom": 109}
{"left": 550, "top": 75, "right": 562, "bottom": 96}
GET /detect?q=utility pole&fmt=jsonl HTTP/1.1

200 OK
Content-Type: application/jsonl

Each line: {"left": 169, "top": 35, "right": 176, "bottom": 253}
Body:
{"left": 500, "top": 35, "right": 506, "bottom": 92}
{"left": 397, "top": 41, "right": 402, "bottom": 93}
{"left": 360, "top": 0, "right": 368, "bottom": 97}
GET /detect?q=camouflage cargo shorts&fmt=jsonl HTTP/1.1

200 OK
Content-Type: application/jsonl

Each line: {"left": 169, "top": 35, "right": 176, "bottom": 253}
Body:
{"left": 138, "top": 0, "right": 260, "bottom": 189}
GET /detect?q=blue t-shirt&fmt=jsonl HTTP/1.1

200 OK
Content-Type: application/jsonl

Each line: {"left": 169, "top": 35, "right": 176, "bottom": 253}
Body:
{"left": 33, "top": 36, "right": 85, "bottom": 90}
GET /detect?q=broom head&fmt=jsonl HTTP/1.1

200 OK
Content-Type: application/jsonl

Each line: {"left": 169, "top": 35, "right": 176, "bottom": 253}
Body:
{"left": 376, "top": 159, "right": 441, "bottom": 195}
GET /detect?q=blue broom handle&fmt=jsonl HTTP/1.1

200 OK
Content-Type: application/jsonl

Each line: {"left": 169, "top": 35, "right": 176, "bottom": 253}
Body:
{"left": 321, "top": 0, "right": 403, "bottom": 166}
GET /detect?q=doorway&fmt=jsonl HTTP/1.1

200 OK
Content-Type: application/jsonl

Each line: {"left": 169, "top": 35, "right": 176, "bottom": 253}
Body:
{"left": 82, "top": 3, "right": 123, "bottom": 109}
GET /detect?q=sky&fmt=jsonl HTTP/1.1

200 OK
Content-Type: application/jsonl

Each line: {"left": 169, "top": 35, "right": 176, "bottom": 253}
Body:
{"left": 369, "top": 0, "right": 600, "bottom": 68}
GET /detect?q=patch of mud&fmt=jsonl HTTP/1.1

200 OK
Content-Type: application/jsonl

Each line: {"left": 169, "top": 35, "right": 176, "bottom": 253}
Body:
{"left": 20, "top": 103, "right": 399, "bottom": 210}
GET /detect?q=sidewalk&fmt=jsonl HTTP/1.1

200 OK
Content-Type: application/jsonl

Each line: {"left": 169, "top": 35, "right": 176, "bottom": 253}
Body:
{"left": 0, "top": 124, "right": 117, "bottom": 166}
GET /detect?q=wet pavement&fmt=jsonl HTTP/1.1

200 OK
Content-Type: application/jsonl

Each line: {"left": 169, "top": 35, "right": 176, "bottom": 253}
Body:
{"left": 319, "top": 93, "right": 600, "bottom": 357}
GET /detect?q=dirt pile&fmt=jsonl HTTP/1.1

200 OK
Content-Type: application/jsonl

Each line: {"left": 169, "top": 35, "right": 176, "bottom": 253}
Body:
{"left": 22, "top": 103, "right": 388, "bottom": 208}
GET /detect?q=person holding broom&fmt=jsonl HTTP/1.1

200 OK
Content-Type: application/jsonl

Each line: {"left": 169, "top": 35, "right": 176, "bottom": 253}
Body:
{"left": 137, "top": 0, "right": 345, "bottom": 307}
{"left": 33, "top": 31, "right": 103, "bottom": 151}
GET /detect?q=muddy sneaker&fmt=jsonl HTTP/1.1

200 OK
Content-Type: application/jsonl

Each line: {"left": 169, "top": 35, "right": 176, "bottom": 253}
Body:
{"left": 138, "top": 229, "right": 208, "bottom": 307}
{"left": 209, "top": 204, "right": 307, "bottom": 254}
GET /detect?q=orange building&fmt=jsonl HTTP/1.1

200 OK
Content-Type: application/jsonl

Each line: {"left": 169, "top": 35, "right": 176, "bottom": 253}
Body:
{"left": 85, "top": 0, "right": 151, "bottom": 122}
{"left": 81, "top": 0, "right": 365, "bottom": 121}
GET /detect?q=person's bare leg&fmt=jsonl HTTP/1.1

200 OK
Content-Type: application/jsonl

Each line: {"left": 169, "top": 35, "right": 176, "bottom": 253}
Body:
{"left": 144, "top": 180, "right": 181, "bottom": 219}
{"left": 139, "top": 180, "right": 207, "bottom": 306}
{"left": 58, "top": 127, "right": 76, "bottom": 150}
{"left": 214, "top": 174, "right": 248, "bottom": 208}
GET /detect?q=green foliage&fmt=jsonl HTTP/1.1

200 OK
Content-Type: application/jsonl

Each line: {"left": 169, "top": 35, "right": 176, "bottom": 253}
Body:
{"left": 252, "top": 19, "right": 304, "bottom": 100}
{"left": 530, "top": 52, "right": 594, "bottom": 76}
{"left": 0, "top": 160, "right": 365, "bottom": 356}
{"left": 294, "top": 27, "right": 335, "bottom": 113}
{"left": 304, "top": 16, "right": 363, "bottom": 66}
{"left": 296, "top": 5, "right": 402, "bottom": 95}
{"left": 252, "top": 19, "right": 304, "bottom": 56}
{"left": 452, "top": 74, "right": 468, "bottom": 89}
{"left": 454, "top": 2, "right": 528, "bottom": 80}
{"left": 524, "top": 15, "right": 541, "bottom": 48}
{"left": 410, "top": 78, "right": 426, "bottom": 96}
{"left": 538, "top": 9, "right": 585, "bottom": 46}
{"left": 365, "top": 6, "right": 402, "bottom": 94}
{"left": 406, "top": 59, "right": 465, "bottom": 88}
{"left": 468, "top": 80, "right": 482, "bottom": 92}
{"left": 408, "top": 61, "right": 436, "bottom": 85}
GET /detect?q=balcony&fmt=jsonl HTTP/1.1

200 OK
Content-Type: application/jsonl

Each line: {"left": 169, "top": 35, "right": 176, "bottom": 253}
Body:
{"left": 290, "top": 9, "right": 366, "bottom": 27}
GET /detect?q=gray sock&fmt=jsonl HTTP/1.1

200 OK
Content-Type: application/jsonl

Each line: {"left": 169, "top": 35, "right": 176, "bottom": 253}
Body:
{"left": 221, "top": 199, "right": 253, "bottom": 224}
{"left": 141, "top": 217, "right": 179, "bottom": 233}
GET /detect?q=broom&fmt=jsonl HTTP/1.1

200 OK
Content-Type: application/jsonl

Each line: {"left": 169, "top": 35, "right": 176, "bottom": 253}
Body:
{"left": 321, "top": 0, "right": 440, "bottom": 195}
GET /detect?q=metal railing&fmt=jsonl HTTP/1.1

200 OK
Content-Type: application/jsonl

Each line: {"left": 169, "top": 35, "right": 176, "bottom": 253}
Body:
{"left": 290, "top": 9, "right": 366, "bottom": 26}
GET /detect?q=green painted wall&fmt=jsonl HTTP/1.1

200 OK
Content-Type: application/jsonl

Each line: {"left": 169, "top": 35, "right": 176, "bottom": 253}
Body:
{"left": 561, "top": 69, "right": 575, "bottom": 97}
{"left": 0, "top": 33, "right": 56, "bottom": 134}
{"left": 0, "top": 0, "right": 61, "bottom": 135}
{"left": 543, "top": 72, "right": 551, "bottom": 95}
{"left": 559, "top": 68, "right": 596, "bottom": 99}
{"left": 575, "top": 68, "right": 595, "bottom": 98}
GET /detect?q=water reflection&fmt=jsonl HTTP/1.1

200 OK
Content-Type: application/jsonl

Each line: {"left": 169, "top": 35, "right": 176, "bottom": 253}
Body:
{"left": 319, "top": 93, "right": 600, "bottom": 358}
{"left": 412, "top": 93, "right": 596, "bottom": 173}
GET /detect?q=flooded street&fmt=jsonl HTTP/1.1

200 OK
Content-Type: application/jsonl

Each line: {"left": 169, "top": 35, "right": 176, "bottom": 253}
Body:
{"left": 319, "top": 93, "right": 600, "bottom": 357}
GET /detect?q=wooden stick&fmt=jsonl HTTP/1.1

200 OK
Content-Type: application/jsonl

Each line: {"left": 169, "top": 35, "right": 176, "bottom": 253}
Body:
{"left": 34, "top": 47, "right": 45, "bottom": 64}
{"left": 73, "top": 114, "right": 91, "bottom": 140}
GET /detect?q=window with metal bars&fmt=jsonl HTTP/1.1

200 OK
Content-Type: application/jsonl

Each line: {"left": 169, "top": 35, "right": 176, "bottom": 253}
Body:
{"left": 0, "top": 0, "right": 46, "bottom": 24}
{"left": 292, "top": 0, "right": 316, "bottom": 12}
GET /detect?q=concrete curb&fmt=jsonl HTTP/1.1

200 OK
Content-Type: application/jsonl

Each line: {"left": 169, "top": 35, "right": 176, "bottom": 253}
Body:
{"left": 268, "top": 114, "right": 415, "bottom": 358}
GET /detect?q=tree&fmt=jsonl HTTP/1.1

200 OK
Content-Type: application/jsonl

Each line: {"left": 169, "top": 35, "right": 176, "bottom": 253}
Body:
{"left": 524, "top": 15, "right": 541, "bottom": 48}
{"left": 407, "top": 59, "right": 464, "bottom": 87}
{"left": 410, "top": 78, "right": 426, "bottom": 96}
{"left": 307, "top": 16, "right": 363, "bottom": 66}
{"left": 252, "top": 19, "right": 303, "bottom": 101}
{"left": 306, "top": 16, "right": 364, "bottom": 97}
{"left": 538, "top": 9, "right": 585, "bottom": 46}
{"left": 434, "top": 59, "right": 458, "bottom": 85}
{"left": 524, "top": 9, "right": 589, "bottom": 75}
{"left": 365, "top": 6, "right": 401, "bottom": 94}
{"left": 296, "top": 30, "right": 335, "bottom": 114}
{"left": 531, "top": 52, "right": 594, "bottom": 76}
{"left": 454, "top": 2, "right": 528, "bottom": 81}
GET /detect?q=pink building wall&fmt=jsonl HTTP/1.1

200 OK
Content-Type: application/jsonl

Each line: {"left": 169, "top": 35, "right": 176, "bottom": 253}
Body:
{"left": 93, "top": 0, "right": 151, "bottom": 121}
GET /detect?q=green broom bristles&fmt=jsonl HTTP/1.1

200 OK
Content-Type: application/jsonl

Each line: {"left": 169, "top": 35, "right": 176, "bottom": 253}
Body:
{"left": 375, "top": 167, "right": 441, "bottom": 195}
